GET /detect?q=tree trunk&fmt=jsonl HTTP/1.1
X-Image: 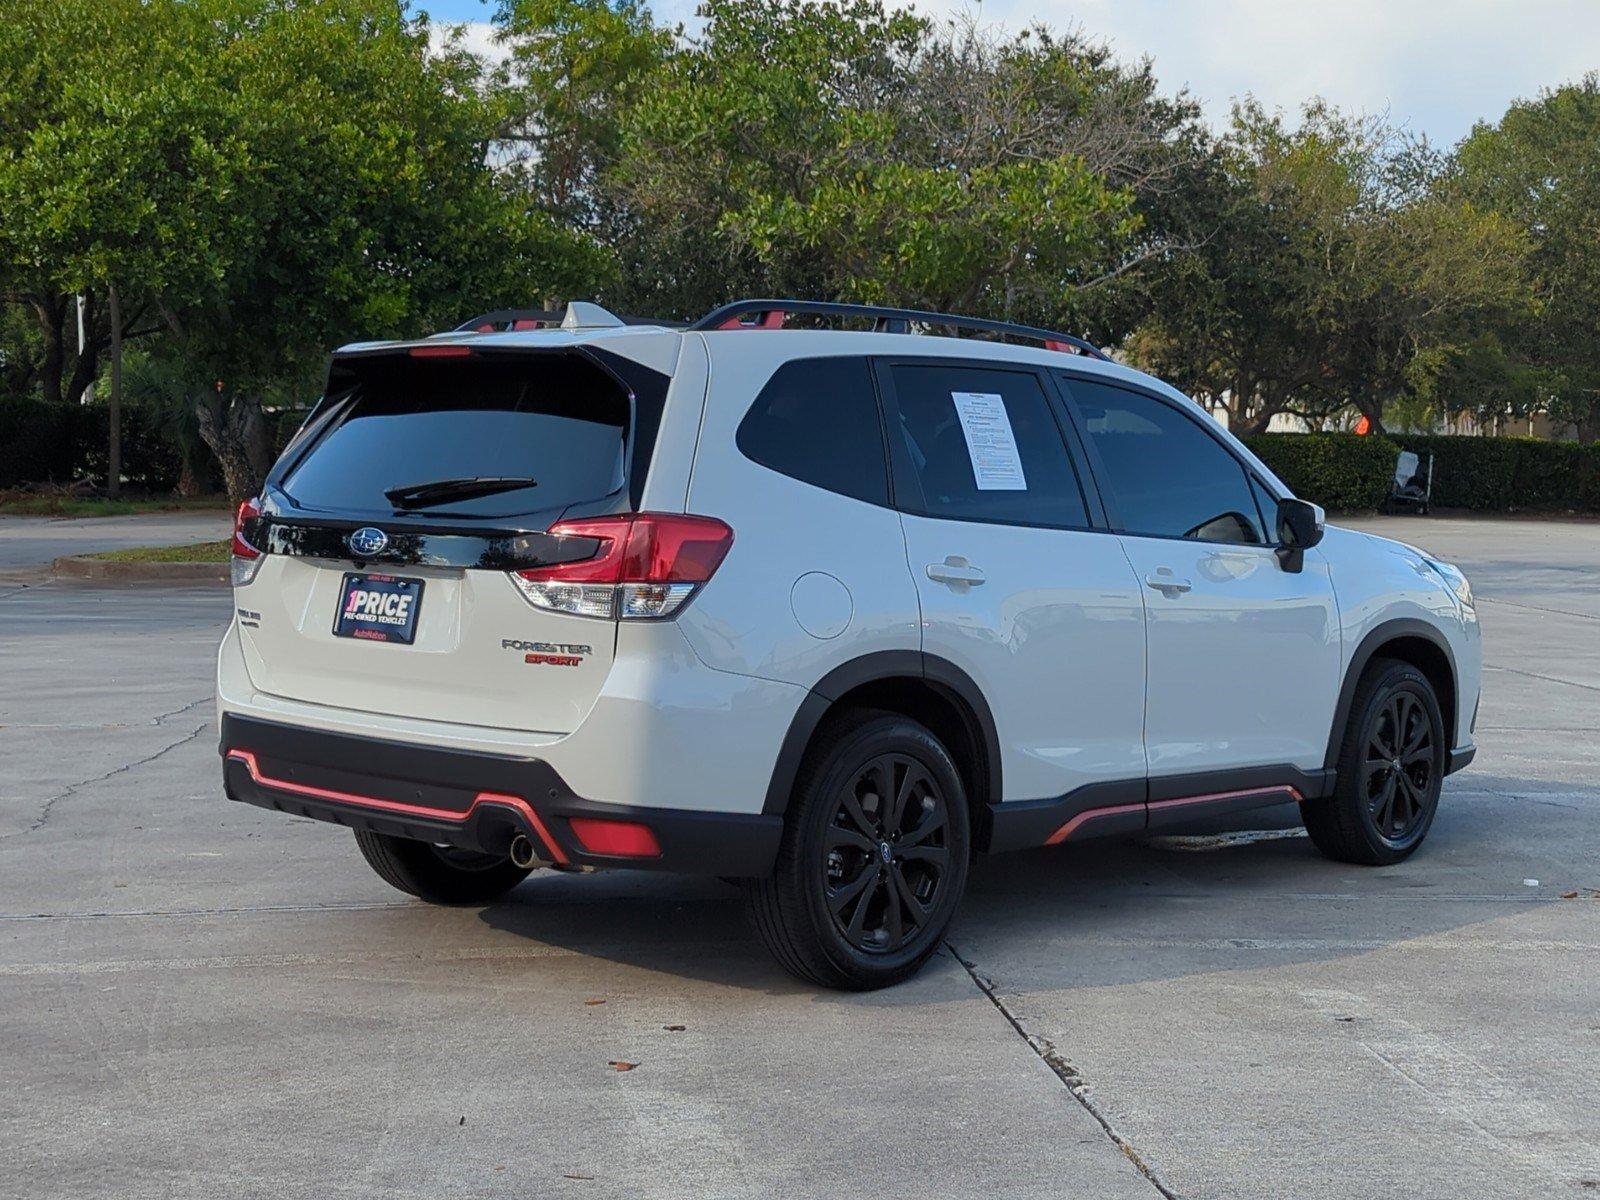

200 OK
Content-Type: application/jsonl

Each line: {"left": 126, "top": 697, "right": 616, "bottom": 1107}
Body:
{"left": 33, "top": 296, "right": 65, "bottom": 407}
{"left": 194, "top": 389, "right": 272, "bottom": 502}
{"left": 1352, "top": 394, "right": 1386, "bottom": 436}
{"left": 176, "top": 456, "right": 202, "bottom": 498}
{"left": 106, "top": 283, "right": 123, "bottom": 497}
{"left": 1576, "top": 408, "right": 1600, "bottom": 445}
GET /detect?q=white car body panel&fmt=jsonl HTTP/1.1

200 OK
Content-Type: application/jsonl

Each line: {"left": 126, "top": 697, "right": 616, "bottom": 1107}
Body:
{"left": 220, "top": 615, "right": 805, "bottom": 815}
{"left": 676, "top": 335, "right": 922, "bottom": 687}
{"left": 1116, "top": 537, "right": 1341, "bottom": 777}
{"left": 1318, "top": 525, "right": 1482, "bottom": 752}
{"left": 900, "top": 514, "right": 1148, "bottom": 800}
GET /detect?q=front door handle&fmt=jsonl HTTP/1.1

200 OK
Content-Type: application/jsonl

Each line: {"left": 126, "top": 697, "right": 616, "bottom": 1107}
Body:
{"left": 927, "top": 556, "right": 986, "bottom": 586}
{"left": 1145, "top": 571, "right": 1192, "bottom": 596}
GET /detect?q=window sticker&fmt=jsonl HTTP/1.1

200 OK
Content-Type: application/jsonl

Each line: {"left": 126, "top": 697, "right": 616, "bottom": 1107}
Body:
{"left": 950, "top": 392, "right": 1027, "bottom": 490}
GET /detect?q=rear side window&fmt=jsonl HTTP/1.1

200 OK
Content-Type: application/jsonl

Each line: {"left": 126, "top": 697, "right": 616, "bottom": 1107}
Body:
{"left": 280, "top": 352, "right": 635, "bottom": 519}
{"left": 884, "top": 363, "right": 1089, "bottom": 528}
{"left": 736, "top": 357, "right": 888, "bottom": 505}
{"left": 1061, "top": 377, "right": 1266, "bottom": 544}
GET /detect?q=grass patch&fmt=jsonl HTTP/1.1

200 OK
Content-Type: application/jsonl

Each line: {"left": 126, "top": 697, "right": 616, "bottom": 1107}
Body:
{"left": 0, "top": 493, "right": 231, "bottom": 518}
{"left": 87, "top": 540, "right": 232, "bottom": 563}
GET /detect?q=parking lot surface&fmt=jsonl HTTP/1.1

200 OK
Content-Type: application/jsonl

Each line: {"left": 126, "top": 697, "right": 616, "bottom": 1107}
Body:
{"left": 2, "top": 515, "right": 1596, "bottom": 1199}
{"left": 0, "top": 512, "right": 231, "bottom": 576}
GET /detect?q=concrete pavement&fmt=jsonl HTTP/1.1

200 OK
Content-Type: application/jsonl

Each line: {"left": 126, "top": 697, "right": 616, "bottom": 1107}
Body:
{"left": 1, "top": 516, "right": 1597, "bottom": 1198}
{"left": 0, "top": 511, "right": 231, "bottom": 577}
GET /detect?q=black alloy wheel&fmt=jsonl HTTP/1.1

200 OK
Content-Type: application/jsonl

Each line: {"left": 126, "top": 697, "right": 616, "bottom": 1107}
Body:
{"left": 1362, "top": 690, "right": 1436, "bottom": 844}
{"left": 822, "top": 753, "right": 952, "bottom": 954}
{"left": 746, "top": 710, "right": 971, "bottom": 990}
{"left": 1303, "top": 658, "right": 1445, "bottom": 865}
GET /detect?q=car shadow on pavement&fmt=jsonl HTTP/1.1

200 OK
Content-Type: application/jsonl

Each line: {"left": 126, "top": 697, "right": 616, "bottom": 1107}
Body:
{"left": 474, "top": 771, "right": 1589, "bottom": 995}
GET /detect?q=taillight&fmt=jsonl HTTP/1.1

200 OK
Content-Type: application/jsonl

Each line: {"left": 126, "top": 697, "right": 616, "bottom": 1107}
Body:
{"left": 230, "top": 497, "right": 264, "bottom": 587}
{"left": 510, "top": 513, "right": 733, "bottom": 620}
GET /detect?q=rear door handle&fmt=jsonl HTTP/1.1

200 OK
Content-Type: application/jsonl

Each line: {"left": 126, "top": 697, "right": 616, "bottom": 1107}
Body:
{"left": 927, "top": 556, "right": 986, "bottom": 586}
{"left": 1145, "top": 572, "right": 1192, "bottom": 596}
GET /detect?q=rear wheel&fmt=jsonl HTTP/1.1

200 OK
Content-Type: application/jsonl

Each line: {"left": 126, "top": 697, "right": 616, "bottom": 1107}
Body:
{"left": 354, "top": 830, "right": 532, "bottom": 904}
{"left": 1303, "top": 658, "right": 1444, "bottom": 865}
{"left": 746, "top": 710, "right": 970, "bottom": 990}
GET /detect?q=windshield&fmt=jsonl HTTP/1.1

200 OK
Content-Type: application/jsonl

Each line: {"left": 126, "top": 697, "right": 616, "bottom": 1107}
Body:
{"left": 278, "top": 351, "right": 631, "bottom": 520}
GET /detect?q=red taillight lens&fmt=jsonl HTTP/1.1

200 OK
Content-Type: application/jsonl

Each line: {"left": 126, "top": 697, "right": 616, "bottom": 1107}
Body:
{"left": 232, "top": 498, "right": 262, "bottom": 559}
{"left": 568, "top": 817, "right": 661, "bottom": 858}
{"left": 539, "top": 513, "right": 733, "bottom": 583}
{"left": 509, "top": 513, "right": 733, "bottom": 620}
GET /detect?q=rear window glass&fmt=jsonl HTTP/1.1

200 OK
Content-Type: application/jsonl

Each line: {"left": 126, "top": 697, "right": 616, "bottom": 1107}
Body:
{"left": 281, "top": 353, "right": 631, "bottom": 519}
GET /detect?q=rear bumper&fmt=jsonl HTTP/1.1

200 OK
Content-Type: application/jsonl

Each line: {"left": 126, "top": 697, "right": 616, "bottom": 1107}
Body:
{"left": 220, "top": 713, "right": 782, "bottom": 876}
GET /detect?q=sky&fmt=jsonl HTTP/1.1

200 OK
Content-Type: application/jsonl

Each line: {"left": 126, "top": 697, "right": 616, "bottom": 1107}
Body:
{"left": 418, "top": 0, "right": 1600, "bottom": 146}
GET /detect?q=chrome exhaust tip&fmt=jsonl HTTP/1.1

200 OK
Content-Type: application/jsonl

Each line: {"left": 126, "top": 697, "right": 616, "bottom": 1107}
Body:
{"left": 508, "top": 834, "right": 539, "bottom": 869}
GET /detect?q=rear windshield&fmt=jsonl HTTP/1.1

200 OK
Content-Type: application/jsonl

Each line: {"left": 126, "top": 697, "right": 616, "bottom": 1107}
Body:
{"left": 279, "top": 352, "right": 633, "bottom": 520}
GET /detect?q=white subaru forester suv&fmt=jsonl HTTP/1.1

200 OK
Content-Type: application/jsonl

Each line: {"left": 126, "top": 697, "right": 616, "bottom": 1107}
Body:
{"left": 218, "top": 299, "right": 1482, "bottom": 990}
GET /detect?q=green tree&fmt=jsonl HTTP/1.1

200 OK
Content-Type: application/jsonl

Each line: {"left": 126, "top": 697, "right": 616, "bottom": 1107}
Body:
{"left": 1128, "top": 101, "right": 1525, "bottom": 433}
{"left": 1454, "top": 75, "right": 1600, "bottom": 441}
{"left": 491, "top": 0, "right": 673, "bottom": 227}
{"left": 515, "top": 0, "right": 1204, "bottom": 326}
{"left": 0, "top": 0, "right": 608, "bottom": 498}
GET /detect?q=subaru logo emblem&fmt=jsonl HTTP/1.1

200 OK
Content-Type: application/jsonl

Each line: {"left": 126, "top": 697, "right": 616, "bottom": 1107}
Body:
{"left": 348, "top": 527, "right": 388, "bottom": 557}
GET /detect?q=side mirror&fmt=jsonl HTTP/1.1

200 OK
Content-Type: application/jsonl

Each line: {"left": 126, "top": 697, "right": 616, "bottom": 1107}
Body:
{"left": 1275, "top": 498, "right": 1325, "bottom": 572}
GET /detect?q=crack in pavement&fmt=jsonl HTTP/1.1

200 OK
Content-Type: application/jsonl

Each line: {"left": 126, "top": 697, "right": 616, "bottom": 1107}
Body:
{"left": 8, "top": 721, "right": 209, "bottom": 838}
{"left": 147, "top": 694, "right": 212, "bottom": 724}
{"left": 947, "top": 941, "right": 1181, "bottom": 1200}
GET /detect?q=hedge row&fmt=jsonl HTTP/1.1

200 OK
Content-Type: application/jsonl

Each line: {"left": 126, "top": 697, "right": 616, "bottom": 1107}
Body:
{"left": 1241, "top": 433, "right": 1399, "bottom": 512}
{"left": 0, "top": 398, "right": 181, "bottom": 491}
{"left": 0, "top": 397, "right": 75, "bottom": 486}
{"left": 1243, "top": 431, "right": 1600, "bottom": 513}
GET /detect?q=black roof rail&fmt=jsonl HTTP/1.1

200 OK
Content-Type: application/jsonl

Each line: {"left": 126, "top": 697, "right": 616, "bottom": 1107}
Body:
{"left": 688, "top": 299, "right": 1110, "bottom": 361}
{"left": 454, "top": 307, "right": 687, "bottom": 333}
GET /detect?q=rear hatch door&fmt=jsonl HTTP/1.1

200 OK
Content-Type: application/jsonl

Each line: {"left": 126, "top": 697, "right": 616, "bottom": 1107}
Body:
{"left": 238, "top": 346, "right": 662, "bottom": 734}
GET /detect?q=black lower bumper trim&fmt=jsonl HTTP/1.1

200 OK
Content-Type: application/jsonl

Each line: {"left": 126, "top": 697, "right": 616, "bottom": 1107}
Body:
{"left": 220, "top": 714, "right": 782, "bottom": 877}
{"left": 1447, "top": 745, "right": 1476, "bottom": 775}
{"left": 983, "top": 764, "right": 1337, "bottom": 853}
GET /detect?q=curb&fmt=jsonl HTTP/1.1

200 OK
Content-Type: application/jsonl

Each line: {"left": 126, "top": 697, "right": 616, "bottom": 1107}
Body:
{"left": 51, "top": 555, "right": 229, "bottom": 584}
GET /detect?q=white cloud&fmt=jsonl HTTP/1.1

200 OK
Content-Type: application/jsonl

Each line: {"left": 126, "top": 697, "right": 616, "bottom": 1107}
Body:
{"left": 907, "top": 0, "right": 1600, "bottom": 144}
{"left": 426, "top": 19, "right": 505, "bottom": 67}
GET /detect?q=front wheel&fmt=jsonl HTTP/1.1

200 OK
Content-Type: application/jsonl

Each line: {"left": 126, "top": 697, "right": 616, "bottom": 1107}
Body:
{"left": 745, "top": 710, "right": 971, "bottom": 990}
{"left": 1303, "top": 658, "right": 1445, "bottom": 865}
{"left": 354, "top": 830, "right": 532, "bottom": 904}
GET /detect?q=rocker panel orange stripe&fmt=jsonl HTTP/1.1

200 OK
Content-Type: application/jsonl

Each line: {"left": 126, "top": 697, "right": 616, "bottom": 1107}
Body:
{"left": 1046, "top": 785, "right": 1305, "bottom": 846}
{"left": 226, "top": 749, "right": 569, "bottom": 865}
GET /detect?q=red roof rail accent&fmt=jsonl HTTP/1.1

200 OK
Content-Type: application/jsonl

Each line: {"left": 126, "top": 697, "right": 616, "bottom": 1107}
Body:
{"left": 716, "top": 310, "right": 786, "bottom": 330}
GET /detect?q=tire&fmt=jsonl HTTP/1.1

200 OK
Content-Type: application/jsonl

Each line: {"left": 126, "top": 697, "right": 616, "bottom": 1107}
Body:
{"left": 745, "top": 709, "right": 971, "bottom": 990}
{"left": 1302, "top": 658, "right": 1445, "bottom": 865}
{"left": 353, "top": 830, "right": 532, "bottom": 904}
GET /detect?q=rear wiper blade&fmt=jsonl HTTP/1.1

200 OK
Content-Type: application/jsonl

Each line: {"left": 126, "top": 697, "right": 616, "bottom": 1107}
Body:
{"left": 384, "top": 476, "right": 539, "bottom": 508}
